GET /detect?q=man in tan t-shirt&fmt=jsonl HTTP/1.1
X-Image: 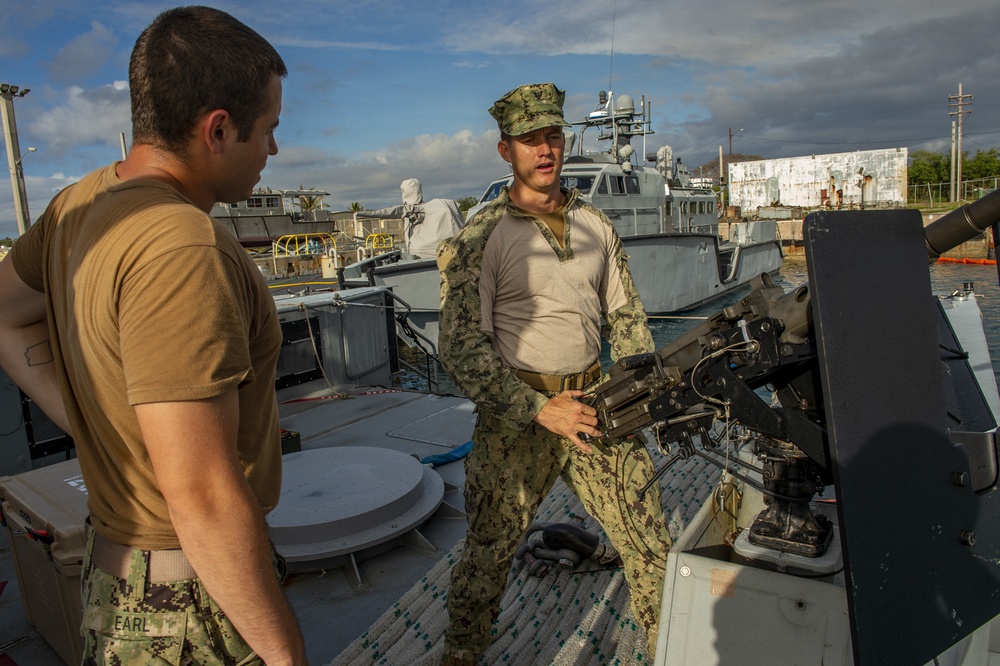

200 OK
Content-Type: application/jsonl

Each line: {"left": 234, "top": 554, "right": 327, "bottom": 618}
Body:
{"left": 0, "top": 7, "right": 305, "bottom": 665}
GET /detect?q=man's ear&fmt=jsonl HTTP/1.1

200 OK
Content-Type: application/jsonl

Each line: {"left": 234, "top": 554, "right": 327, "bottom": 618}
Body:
{"left": 202, "top": 110, "right": 231, "bottom": 154}
{"left": 497, "top": 139, "right": 511, "bottom": 163}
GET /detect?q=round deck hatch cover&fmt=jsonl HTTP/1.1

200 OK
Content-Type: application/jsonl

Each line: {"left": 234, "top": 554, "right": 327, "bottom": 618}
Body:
{"left": 269, "top": 446, "right": 444, "bottom": 566}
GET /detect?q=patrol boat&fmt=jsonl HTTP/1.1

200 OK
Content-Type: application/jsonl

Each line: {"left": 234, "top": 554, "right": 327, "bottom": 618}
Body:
{"left": 342, "top": 90, "right": 783, "bottom": 354}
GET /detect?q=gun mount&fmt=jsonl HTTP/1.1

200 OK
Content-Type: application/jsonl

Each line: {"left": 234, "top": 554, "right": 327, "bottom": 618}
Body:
{"left": 594, "top": 271, "right": 834, "bottom": 556}
{"left": 594, "top": 191, "right": 1000, "bottom": 665}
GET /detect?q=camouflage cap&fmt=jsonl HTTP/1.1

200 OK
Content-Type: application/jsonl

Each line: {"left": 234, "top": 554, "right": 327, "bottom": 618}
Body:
{"left": 489, "top": 83, "right": 570, "bottom": 137}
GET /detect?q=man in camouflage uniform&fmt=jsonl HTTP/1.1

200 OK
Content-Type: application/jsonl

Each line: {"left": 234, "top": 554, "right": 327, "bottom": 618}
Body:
{"left": 437, "top": 83, "right": 671, "bottom": 665}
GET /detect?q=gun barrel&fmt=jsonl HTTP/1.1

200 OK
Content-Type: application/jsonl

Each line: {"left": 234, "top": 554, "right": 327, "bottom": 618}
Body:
{"left": 924, "top": 188, "right": 1000, "bottom": 260}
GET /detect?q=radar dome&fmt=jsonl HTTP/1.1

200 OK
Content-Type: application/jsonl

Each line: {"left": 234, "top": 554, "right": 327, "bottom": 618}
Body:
{"left": 615, "top": 94, "right": 635, "bottom": 115}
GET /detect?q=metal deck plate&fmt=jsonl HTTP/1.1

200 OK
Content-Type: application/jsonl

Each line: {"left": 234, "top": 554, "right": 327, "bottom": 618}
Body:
{"left": 269, "top": 447, "right": 444, "bottom": 567}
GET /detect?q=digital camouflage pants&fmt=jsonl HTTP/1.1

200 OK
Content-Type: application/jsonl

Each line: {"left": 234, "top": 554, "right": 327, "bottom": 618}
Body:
{"left": 444, "top": 409, "right": 672, "bottom": 663}
{"left": 80, "top": 527, "right": 263, "bottom": 665}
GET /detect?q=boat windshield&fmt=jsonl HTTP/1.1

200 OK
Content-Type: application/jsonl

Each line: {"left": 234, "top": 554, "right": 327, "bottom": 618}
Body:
{"left": 480, "top": 179, "right": 510, "bottom": 204}
{"left": 560, "top": 174, "right": 598, "bottom": 194}
{"left": 479, "top": 170, "right": 598, "bottom": 204}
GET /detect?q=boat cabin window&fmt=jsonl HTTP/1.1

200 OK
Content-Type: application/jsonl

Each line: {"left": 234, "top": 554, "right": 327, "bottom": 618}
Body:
{"left": 698, "top": 201, "right": 705, "bottom": 214}
{"left": 246, "top": 196, "right": 280, "bottom": 209}
{"left": 707, "top": 201, "right": 714, "bottom": 214}
{"left": 665, "top": 200, "right": 673, "bottom": 217}
{"left": 560, "top": 174, "right": 597, "bottom": 194}
{"left": 480, "top": 180, "right": 509, "bottom": 204}
{"left": 601, "top": 175, "right": 641, "bottom": 196}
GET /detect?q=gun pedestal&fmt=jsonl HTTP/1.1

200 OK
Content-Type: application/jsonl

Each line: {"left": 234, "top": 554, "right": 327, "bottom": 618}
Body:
{"left": 636, "top": 209, "right": 1000, "bottom": 665}
{"left": 746, "top": 437, "right": 832, "bottom": 557}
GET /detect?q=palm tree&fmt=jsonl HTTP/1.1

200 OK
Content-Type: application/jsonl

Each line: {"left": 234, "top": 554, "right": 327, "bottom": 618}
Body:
{"left": 294, "top": 185, "right": 328, "bottom": 213}
{"left": 349, "top": 202, "right": 365, "bottom": 212}
{"left": 299, "top": 194, "right": 327, "bottom": 212}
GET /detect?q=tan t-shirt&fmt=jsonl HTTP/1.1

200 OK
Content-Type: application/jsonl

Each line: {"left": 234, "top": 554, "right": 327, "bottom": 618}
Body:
{"left": 11, "top": 164, "right": 282, "bottom": 549}
{"left": 478, "top": 204, "right": 628, "bottom": 375}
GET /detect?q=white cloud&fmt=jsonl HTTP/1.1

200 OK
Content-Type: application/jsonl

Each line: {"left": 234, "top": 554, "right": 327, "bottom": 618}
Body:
{"left": 264, "top": 129, "right": 506, "bottom": 211}
{"left": 29, "top": 83, "right": 131, "bottom": 151}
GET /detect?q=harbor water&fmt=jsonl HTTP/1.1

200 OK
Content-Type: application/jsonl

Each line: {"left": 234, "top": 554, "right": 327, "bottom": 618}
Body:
{"left": 650, "top": 257, "right": 1000, "bottom": 378}
{"left": 401, "top": 257, "right": 1000, "bottom": 392}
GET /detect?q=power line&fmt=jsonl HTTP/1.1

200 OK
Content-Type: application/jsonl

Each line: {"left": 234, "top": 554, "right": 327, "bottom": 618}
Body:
{"left": 965, "top": 135, "right": 999, "bottom": 151}
{"left": 675, "top": 131, "right": 730, "bottom": 159}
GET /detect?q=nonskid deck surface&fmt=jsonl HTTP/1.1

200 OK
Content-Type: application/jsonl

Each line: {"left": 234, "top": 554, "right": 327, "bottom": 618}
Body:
{"left": 0, "top": 388, "right": 475, "bottom": 665}
{"left": 8, "top": 387, "right": 1000, "bottom": 665}
{"left": 0, "top": 385, "right": 719, "bottom": 665}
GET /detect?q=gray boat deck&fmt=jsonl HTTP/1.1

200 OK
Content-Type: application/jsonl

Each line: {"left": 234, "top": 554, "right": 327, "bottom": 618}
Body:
{"left": 5, "top": 386, "right": 1000, "bottom": 665}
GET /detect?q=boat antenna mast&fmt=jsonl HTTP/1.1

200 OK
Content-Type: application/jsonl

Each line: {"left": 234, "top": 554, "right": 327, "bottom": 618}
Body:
{"left": 572, "top": 1, "right": 654, "bottom": 169}
{"left": 608, "top": 0, "right": 617, "bottom": 92}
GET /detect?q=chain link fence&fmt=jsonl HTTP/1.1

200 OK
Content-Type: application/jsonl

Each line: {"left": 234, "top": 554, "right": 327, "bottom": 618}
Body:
{"left": 909, "top": 177, "right": 1000, "bottom": 205}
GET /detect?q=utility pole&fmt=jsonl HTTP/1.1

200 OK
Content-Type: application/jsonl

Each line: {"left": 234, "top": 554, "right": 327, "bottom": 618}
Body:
{"left": 1, "top": 83, "right": 32, "bottom": 235}
{"left": 719, "top": 145, "right": 725, "bottom": 207}
{"left": 948, "top": 83, "right": 973, "bottom": 202}
{"left": 950, "top": 120, "right": 956, "bottom": 202}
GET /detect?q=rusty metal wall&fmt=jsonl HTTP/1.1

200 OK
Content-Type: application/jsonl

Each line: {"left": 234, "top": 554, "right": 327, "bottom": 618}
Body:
{"left": 729, "top": 148, "right": 908, "bottom": 212}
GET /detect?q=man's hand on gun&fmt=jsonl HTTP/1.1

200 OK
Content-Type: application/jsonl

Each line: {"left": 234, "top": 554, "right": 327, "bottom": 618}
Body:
{"left": 533, "top": 390, "right": 600, "bottom": 453}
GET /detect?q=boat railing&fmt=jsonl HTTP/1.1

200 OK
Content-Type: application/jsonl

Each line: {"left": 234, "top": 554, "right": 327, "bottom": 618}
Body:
{"left": 269, "top": 233, "right": 339, "bottom": 277}
{"left": 383, "top": 291, "right": 445, "bottom": 392}
{"left": 272, "top": 232, "right": 338, "bottom": 257}
{"left": 718, "top": 245, "right": 737, "bottom": 281}
{"left": 356, "top": 233, "right": 396, "bottom": 262}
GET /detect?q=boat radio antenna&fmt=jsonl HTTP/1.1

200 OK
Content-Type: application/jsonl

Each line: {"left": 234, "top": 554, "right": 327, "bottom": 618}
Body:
{"left": 608, "top": 0, "right": 617, "bottom": 91}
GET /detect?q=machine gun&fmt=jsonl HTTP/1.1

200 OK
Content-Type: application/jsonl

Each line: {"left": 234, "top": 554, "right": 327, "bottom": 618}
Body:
{"left": 594, "top": 271, "right": 833, "bottom": 555}
{"left": 591, "top": 190, "right": 1000, "bottom": 665}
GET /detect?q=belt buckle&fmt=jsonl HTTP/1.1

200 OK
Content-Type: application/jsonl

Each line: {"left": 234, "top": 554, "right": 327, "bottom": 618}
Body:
{"left": 560, "top": 373, "right": 577, "bottom": 392}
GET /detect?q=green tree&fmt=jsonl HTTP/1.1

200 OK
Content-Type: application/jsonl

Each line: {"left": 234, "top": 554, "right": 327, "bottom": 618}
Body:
{"left": 293, "top": 185, "right": 328, "bottom": 212}
{"left": 908, "top": 150, "right": 951, "bottom": 185}
{"left": 298, "top": 195, "right": 326, "bottom": 212}
{"left": 963, "top": 148, "right": 1000, "bottom": 180}
{"left": 349, "top": 202, "right": 365, "bottom": 212}
{"left": 456, "top": 196, "right": 478, "bottom": 213}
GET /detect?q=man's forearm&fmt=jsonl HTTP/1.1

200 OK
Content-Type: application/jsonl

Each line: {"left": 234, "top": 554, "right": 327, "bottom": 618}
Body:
{"left": 138, "top": 395, "right": 307, "bottom": 665}
{"left": 0, "top": 320, "right": 71, "bottom": 433}
{"left": 168, "top": 471, "right": 306, "bottom": 665}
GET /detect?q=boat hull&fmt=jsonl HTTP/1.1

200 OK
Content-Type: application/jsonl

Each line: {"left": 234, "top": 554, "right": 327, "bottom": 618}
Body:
{"left": 622, "top": 233, "right": 783, "bottom": 313}
{"left": 346, "top": 235, "right": 783, "bottom": 351}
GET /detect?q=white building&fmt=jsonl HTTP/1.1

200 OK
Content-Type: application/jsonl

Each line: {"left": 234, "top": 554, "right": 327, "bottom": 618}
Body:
{"left": 729, "top": 148, "right": 908, "bottom": 212}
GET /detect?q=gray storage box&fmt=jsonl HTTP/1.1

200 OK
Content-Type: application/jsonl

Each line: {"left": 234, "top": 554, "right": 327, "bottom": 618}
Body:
{"left": 0, "top": 458, "right": 88, "bottom": 665}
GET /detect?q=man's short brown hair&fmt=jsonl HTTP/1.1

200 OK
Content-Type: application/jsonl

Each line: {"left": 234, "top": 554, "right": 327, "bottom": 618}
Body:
{"left": 129, "top": 6, "right": 287, "bottom": 153}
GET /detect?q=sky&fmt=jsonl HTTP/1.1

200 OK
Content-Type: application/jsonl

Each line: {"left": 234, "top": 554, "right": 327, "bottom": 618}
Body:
{"left": 1, "top": 0, "right": 998, "bottom": 239}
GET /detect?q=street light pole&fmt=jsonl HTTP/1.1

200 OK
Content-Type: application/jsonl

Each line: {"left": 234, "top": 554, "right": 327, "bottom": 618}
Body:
{"left": 1, "top": 83, "right": 32, "bottom": 235}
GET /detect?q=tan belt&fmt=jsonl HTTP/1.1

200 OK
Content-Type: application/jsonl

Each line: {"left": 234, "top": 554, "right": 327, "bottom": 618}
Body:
{"left": 91, "top": 531, "right": 197, "bottom": 583}
{"left": 515, "top": 360, "right": 602, "bottom": 392}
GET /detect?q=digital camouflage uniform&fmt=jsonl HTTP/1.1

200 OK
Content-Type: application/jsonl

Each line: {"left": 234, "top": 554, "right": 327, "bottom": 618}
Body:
{"left": 437, "top": 186, "right": 672, "bottom": 664}
{"left": 80, "top": 527, "right": 287, "bottom": 665}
